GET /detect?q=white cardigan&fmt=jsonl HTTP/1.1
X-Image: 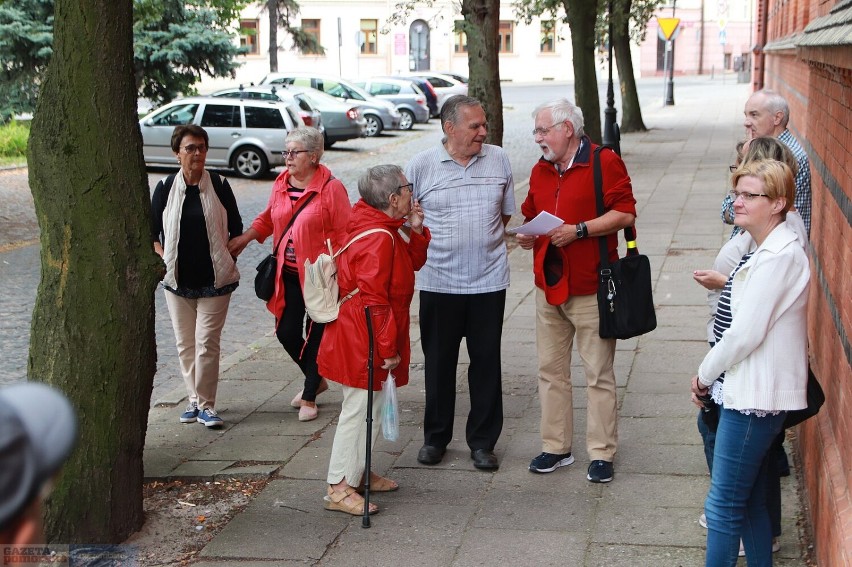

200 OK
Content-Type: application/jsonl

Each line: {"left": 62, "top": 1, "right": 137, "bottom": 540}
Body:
{"left": 698, "top": 221, "right": 809, "bottom": 411}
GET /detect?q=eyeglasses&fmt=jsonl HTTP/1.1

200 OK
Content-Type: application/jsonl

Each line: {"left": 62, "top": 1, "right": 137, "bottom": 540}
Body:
{"left": 181, "top": 144, "right": 208, "bottom": 154}
{"left": 729, "top": 189, "right": 770, "bottom": 202}
{"left": 729, "top": 165, "right": 738, "bottom": 172}
{"left": 282, "top": 149, "right": 310, "bottom": 159}
{"left": 532, "top": 121, "right": 565, "bottom": 137}
{"left": 396, "top": 183, "right": 413, "bottom": 194}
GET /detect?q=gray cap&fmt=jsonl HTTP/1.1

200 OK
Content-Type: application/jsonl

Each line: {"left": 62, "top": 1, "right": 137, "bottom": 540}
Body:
{"left": 0, "top": 383, "right": 77, "bottom": 531}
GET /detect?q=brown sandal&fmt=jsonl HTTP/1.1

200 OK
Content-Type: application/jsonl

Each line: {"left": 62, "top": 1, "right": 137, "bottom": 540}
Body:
{"left": 323, "top": 486, "right": 379, "bottom": 516}
{"left": 356, "top": 473, "right": 399, "bottom": 494}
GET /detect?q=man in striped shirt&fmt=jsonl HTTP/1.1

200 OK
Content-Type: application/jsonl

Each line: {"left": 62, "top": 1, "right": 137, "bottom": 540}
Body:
{"left": 405, "top": 95, "right": 515, "bottom": 471}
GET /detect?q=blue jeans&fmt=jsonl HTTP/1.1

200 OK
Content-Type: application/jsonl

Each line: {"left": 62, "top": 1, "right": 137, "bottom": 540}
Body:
{"left": 704, "top": 407, "right": 786, "bottom": 567}
{"left": 697, "top": 408, "right": 716, "bottom": 472}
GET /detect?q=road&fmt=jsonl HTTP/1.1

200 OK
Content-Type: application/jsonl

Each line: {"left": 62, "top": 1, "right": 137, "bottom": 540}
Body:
{"left": 0, "top": 77, "right": 676, "bottom": 401}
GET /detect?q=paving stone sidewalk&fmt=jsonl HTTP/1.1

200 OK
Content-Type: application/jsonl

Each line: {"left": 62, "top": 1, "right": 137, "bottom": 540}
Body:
{"left": 143, "top": 78, "right": 809, "bottom": 566}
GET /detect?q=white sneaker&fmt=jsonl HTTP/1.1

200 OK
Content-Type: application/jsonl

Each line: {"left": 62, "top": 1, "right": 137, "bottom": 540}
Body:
{"left": 699, "top": 512, "right": 707, "bottom": 529}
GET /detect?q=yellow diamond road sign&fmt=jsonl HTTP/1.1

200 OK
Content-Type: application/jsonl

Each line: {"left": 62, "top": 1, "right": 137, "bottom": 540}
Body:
{"left": 658, "top": 17, "right": 681, "bottom": 41}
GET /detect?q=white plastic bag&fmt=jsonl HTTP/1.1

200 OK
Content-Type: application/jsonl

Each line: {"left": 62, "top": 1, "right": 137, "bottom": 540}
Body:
{"left": 381, "top": 374, "right": 399, "bottom": 441}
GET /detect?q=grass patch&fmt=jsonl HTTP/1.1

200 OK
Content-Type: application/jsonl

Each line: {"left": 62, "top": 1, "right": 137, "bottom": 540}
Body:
{"left": 0, "top": 120, "right": 30, "bottom": 160}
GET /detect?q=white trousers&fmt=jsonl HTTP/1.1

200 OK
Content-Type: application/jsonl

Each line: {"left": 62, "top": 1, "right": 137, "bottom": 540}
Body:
{"left": 327, "top": 385, "right": 385, "bottom": 486}
{"left": 164, "top": 290, "right": 232, "bottom": 410}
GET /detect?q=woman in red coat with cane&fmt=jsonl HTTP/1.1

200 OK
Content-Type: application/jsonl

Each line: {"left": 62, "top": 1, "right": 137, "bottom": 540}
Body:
{"left": 318, "top": 164, "right": 430, "bottom": 516}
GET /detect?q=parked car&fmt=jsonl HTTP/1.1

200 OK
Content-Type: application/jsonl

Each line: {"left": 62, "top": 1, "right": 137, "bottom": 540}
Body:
{"left": 260, "top": 72, "right": 401, "bottom": 137}
{"left": 139, "top": 96, "right": 303, "bottom": 179}
{"left": 209, "top": 85, "right": 323, "bottom": 132}
{"left": 385, "top": 75, "right": 439, "bottom": 118}
{"left": 284, "top": 85, "right": 367, "bottom": 148}
{"left": 435, "top": 71, "right": 469, "bottom": 84}
{"left": 403, "top": 72, "right": 468, "bottom": 115}
{"left": 352, "top": 77, "right": 429, "bottom": 130}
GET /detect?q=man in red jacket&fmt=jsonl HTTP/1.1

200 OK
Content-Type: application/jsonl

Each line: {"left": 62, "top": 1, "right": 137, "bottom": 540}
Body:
{"left": 516, "top": 98, "right": 636, "bottom": 483}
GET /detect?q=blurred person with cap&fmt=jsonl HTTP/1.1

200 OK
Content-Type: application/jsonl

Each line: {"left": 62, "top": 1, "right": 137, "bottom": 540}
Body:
{"left": 0, "top": 383, "right": 77, "bottom": 546}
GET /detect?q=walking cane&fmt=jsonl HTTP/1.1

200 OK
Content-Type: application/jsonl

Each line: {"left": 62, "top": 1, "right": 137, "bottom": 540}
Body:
{"left": 362, "top": 305, "right": 374, "bottom": 528}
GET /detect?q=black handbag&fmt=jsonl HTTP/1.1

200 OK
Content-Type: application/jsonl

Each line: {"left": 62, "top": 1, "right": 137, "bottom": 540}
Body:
{"left": 593, "top": 146, "right": 657, "bottom": 339}
{"left": 254, "top": 192, "right": 317, "bottom": 301}
{"left": 783, "top": 365, "right": 825, "bottom": 429}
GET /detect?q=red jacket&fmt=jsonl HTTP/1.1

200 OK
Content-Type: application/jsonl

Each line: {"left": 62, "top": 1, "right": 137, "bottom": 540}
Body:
{"left": 318, "top": 200, "right": 430, "bottom": 390}
{"left": 522, "top": 139, "right": 636, "bottom": 301}
{"left": 251, "top": 164, "right": 351, "bottom": 319}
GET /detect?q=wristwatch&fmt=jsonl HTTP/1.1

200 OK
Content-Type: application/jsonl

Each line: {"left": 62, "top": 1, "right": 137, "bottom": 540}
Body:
{"left": 576, "top": 222, "right": 588, "bottom": 239}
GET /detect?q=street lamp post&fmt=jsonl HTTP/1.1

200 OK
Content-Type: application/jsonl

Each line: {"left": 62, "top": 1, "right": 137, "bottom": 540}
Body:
{"left": 602, "top": 0, "right": 621, "bottom": 154}
{"left": 665, "top": 0, "right": 677, "bottom": 105}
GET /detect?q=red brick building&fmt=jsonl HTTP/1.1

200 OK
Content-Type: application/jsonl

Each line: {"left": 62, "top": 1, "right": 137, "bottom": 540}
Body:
{"left": 753, "top": 1, "right": 852, "bottom": 564}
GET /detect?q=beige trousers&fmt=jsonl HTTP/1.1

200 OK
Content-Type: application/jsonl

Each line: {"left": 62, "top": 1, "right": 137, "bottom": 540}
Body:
{"left": 535, "top": 290, "right": 618, "bottom": 461}
{"left": 327, "top": 385, "right": 385, "bottom": 486}
{"left": 164, "top": 290, "right": 232, "bottom": 410}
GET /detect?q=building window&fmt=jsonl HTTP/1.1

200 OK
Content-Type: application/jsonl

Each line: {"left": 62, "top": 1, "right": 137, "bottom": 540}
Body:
{"left": 540, "top": 20, "right": 555, "bottom": 53}
{"left": 360, "top": 19, "right": 378, "bottom": 54}
{"left": 302, "top": 19, "right": 321, "bottom": 54}
{"left": 499, "top": 21, "right": 513, "bottom": 53}
{"left": 454, "top": 21, "right": 468, "bottom": 53}
{"left": 240, "top": 20, "right": 259, "bottom": 55}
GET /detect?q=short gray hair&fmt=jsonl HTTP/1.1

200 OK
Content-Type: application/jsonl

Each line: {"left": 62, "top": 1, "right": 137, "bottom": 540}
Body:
{"left": 441, "top": 95, "right": 482, "bottom": 133}
{"left": 532, "top": 98, "right": 585, "bottom": 139}
{"left": 358, "top": 164, "right": 404, "bottom": 210}
{"left": 754, "top": 89, "right": 790, "bottom": 127}
{"left": 285, "top": 126, "right": 324, "bottom": 160}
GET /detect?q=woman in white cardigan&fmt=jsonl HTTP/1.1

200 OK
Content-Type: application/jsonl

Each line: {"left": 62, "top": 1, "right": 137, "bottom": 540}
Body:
{"left": 690, "top": 159, "right": 809, "bottom": 566}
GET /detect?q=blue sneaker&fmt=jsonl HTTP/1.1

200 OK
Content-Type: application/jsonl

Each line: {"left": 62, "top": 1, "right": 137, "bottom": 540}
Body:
{"left": 197, "top": 407, "right": 223, "bottom": 428}
{"left": 179, "top": 402, "right": 199, "bottom": 424}
{"left": 587, "top": 460, "right": 614, "bottom": 483}
{"left": 529, "top": 452, "right": 574, "bottom": 473}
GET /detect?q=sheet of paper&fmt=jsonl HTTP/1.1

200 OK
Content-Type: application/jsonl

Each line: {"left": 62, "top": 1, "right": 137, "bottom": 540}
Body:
{"left": 507, "top": 211, "right": 564, "bottom": 236}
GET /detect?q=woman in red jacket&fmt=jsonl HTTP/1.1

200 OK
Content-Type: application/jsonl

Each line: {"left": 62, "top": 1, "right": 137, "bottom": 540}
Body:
{"left": 318, "top": 164, "right": 430, "bottom": 516}
{"left": 228, "top": 127, "right": 351, "bottom": 421}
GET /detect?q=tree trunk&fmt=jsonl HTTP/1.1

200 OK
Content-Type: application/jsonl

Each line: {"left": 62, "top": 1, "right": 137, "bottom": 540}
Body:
{"left": 613, "top": 3, "right": 647, "bottom": 133}
{"left": 268, "top": 0, "right": 279, "bottom": 72}
{"left": 462, "top": 0, "right": 503, "bottom": 146}
{"left": 563, "top": 0, "right": 601, "bottom": 143}
{"left": 27, "top": 0, "right": 159, "bottom": 543}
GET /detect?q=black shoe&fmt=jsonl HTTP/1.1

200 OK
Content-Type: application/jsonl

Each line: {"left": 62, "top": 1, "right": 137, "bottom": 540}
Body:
{"left": 529, "top": 452, "right": 574, "bottom": 473}
{"left": 417, "top": 445, "right": 445, "bottom": 465}
{"left": 587, "top": 460, "right": 614, "bottom": 483}
{"left": 470, "top": 449, "right": 499, "bottom": 470}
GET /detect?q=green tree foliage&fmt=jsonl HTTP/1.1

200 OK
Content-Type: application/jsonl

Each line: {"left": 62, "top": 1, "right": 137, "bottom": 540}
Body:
{"left": 514, "top": 0, "right": 663, "bottom": 136}
{"left": 0, "top": 0, "right": 53, "bottom": 121}
{"left": 0, "top": 0, "right": 249, "bottom": 120}
{"left": 133, "top": 0, "right": 248, "bottom": 103}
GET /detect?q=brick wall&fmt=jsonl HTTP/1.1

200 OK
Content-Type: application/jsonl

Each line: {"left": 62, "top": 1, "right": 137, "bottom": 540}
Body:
{"left": 760, "top": 0, "right": 852, "bottom": 565}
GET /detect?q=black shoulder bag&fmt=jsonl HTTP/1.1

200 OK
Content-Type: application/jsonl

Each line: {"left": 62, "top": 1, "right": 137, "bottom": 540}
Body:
{"left": 254, "top": 192, "right": 317, "bottom": 301}
{"left": 594, "top": 146, "right": 657, "bottom": 339}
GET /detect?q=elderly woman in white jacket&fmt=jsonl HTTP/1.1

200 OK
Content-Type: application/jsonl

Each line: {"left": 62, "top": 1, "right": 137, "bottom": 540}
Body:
{"left": 690, "top": 159, "right": 809, "bottom": 566}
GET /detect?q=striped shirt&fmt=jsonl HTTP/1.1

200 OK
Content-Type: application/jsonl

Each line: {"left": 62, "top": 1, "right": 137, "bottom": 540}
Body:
{"left": 405, "top": 143, "right": 515, "bottom": 294}
{"left": 283, "top": 182, "right": 305, "bottom": 273}
{"left": 777, "top": 129, "right": 811, "bottom": 236}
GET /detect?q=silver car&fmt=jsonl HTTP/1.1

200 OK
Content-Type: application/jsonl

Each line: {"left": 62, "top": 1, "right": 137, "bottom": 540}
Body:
{"left": 352, "top": 78, "right": 429, "bottom": 130}
{"left": 402, "top": 72, "right": 469, "bottom": 115}
{"left": 260, "top": 72, "right": 401, "bottom": 137}
{"left": 139, "top": 96, "right": 303, "bottom": 179}
{"left": 284, "top": 85, "right": 367, "bottom": 148}
{"left": 209, "top": 85, "right": 323, "bottom": 133}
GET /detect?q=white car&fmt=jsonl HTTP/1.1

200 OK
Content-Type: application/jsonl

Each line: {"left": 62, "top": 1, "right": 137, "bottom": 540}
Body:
{"left": 139, "top": 96, "right": 303, "bottom": 179}
{"left": 402, "top": 72, "right": 468, "bottom": 115}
